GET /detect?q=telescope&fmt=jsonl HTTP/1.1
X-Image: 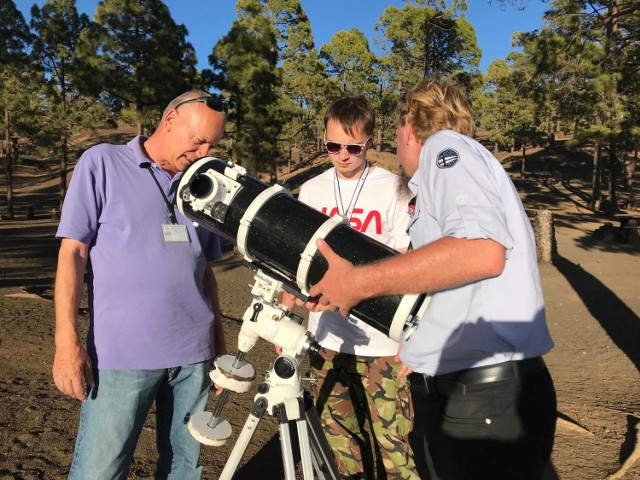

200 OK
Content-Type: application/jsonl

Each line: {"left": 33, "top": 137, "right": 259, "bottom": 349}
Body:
{"left": 176, "top": 156, "right": 430, "bottom": 342}
{"left": 177, "top": 157, "right": 430, "bottom": 478}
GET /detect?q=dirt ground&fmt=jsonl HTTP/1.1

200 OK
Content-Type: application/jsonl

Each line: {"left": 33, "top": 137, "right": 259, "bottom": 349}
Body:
{"left": 0, "top": 145, "right": 639, "bottom": 479}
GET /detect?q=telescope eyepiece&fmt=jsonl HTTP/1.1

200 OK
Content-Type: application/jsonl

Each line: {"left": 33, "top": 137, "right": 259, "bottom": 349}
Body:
{"left": 189, "top": 174, "right": 214, "bottom": 199}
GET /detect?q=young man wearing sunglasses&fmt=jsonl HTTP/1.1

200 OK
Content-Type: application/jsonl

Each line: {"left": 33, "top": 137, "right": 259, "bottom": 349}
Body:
{"left": 284, "top": 95, "right": 417, "bottom": 479}
{"left": 53, "top": 90, "right": 227, "bottom": 479}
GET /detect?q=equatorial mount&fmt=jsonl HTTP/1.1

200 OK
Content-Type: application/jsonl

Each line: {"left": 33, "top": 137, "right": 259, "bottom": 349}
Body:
{"left": 188, "top": 269, "right": 318, "bottom": 447}
{"left": 187, "top": 268, "right": 338, "bottom": 479}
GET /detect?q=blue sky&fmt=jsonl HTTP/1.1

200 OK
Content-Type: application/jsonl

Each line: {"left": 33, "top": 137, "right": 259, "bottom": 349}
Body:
{"left": 16, "top": 0, "right": 550, "bottom": 72}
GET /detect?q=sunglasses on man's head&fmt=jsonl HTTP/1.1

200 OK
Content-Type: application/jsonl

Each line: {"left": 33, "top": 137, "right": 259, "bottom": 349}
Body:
{"left": 174, "top": 96, "right": 226, "bottom": 113}
{"left": 324, "top": 135, "right": 371, "bottom": 156}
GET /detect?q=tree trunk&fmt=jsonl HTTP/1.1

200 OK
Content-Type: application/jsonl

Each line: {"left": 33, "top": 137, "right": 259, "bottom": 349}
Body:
{"left": 623, "top": 151, "right": 637, "bottom": 192}
{"left": 602, "top": 2, "right": 619, "bottom": 215}
{"left": 136, "top": 103, "right": 144, "bottom": 136}
{"left": 4, "top": 110, "right": 14, "bottom": 220}
{"left": 6, "top": 153, "right": 13, "bottom": 219}
{"left": 549, "top": 106, "right": 558, "bottom": 151}
{"left": 590, "top": 142, "right": 602, "bottom": 211}
{"left": 59, "top": 129, "right": 68, "bottom": 213}
{"left": 608, "top": 143, "right": 618, "bottom": 213}
{"left": 533, "top": 209, "right": 556, "bottom": 263}
{"left": 233, "top": 121, "right": 239, "bottom": 165}
{"left": 300, "top": 110, "right": 305, "bottom": 164}
{"left": 422, "top": 15, "right": 433, "bottom": 78}
{"left": 521, "top": 140, "right": 527, "bottom": 178}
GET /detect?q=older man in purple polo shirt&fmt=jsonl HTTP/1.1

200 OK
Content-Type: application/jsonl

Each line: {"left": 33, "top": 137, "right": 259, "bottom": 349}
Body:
{"left": 53, "top": 90, "right": 227, "bottom": 480}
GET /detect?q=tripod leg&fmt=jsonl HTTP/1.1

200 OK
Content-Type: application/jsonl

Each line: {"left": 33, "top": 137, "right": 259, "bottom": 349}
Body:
{"left": 304, "top": 394, "right": 341, "bottom": 480}
{"left": 295, "top": 416, "right": 315, "bottom": 480}
{"left": 219, "top": 397, "right": 268, "bottom": 480}
{"left": 275, "top": 405, "right": 299, "bottom": 480}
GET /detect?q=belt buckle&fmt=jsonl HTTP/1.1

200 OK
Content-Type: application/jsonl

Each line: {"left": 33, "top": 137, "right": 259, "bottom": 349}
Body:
{"left": 437, "top": 378, "right": 466, "bottom": 395}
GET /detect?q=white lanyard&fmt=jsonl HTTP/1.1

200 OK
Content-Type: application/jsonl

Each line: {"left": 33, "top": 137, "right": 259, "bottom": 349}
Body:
{"left": 333, "top": 162, "right": 370, "bottom": 221}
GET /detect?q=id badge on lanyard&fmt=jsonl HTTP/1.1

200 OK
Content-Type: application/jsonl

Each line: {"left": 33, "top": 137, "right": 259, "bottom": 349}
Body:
{"left": 162, "top": 224, "right": 189, "bottom": 242}
{"left": 140, "top": 161, "right": 191, "bottom": 243}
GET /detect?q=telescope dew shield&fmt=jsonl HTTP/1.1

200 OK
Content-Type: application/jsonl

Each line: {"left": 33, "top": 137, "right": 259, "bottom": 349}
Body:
{"left": 177, "top": 157, "right": 429, "bottom": 342}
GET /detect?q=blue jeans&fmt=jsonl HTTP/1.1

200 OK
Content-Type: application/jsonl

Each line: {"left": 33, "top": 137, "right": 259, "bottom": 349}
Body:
{"left": 68, "top": 361, "right": 211, "bottom": 480}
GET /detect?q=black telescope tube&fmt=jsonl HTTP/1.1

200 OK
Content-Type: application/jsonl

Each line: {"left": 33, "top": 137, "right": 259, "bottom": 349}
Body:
{"left": 177, "top": 158, "right": 425, "bottom": 338}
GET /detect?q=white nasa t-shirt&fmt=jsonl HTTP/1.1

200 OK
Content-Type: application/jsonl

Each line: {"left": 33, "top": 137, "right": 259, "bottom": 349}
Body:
{"left": 299, "top": 166, "right": 411, "bottom": 356}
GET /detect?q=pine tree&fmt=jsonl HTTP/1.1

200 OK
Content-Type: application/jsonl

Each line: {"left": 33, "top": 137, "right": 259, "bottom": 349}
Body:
{"left": 0, "top": 0, "right": 34, "bottom": 219}
{"left": 266, "top": 0, "right": 336, "bottom": 169}
{"left": 209, "top": 0, "right": 283, "bottom": 175}
{"left": 81, "top": 0, "right": 198, "bottom": 134}
{"left": 374, "top": 2, "right": 481, "bottom": 93}
{"left": 30, "top": 0, "right": 109, "bottom": 210}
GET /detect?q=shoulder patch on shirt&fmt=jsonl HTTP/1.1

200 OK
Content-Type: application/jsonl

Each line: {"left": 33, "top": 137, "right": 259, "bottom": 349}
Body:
{"left": 436, "top": 148, "right": 459, "bottom": 169}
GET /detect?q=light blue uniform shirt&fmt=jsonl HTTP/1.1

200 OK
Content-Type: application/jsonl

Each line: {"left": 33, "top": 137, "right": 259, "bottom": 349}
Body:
{"left": 56, "top": 137, "right": 222, "bottom": 370}
{"left": 400, "top": 130, "right": 554, "bottom": 376}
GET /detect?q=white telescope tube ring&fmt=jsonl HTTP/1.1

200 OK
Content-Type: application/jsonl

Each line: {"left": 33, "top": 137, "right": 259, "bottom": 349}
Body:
{"left": 237, "top": 184, "right": 292, "bottom": 262}
{"left": 296, "top": 214, "right": 349, "bottom": 296}
{"left": 388, "top": 293, "right": 432, "bottom": 342}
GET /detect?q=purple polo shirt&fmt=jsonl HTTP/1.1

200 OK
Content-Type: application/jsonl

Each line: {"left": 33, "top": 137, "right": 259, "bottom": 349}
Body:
{"left": 56, "top": 136, "right": 222, "bottom": 369}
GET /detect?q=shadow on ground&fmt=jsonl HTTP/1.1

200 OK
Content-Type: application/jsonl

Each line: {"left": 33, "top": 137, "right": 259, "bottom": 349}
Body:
{"left": 553, "top": 254, "right": 640, "bottom": 372}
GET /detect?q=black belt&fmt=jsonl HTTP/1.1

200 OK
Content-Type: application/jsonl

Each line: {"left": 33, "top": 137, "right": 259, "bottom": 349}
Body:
{"left": 422, "top": 356, "right": 546, "bottom": 396}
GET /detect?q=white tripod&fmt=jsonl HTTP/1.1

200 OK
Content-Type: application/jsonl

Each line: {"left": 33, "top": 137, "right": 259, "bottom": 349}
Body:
{"left": 220, "top": 353, "right": 338, "bottom": 479}
{"left": 187, "top": 268, "right": 340, "bottom": 480}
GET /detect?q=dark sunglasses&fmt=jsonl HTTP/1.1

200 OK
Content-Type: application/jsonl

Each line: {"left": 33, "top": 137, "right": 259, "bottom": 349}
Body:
{"left": 174, "top": 96, "right": 226, "bottom": 113}
{"left": 324, "top": 135, "right": 371, "bottom": 156}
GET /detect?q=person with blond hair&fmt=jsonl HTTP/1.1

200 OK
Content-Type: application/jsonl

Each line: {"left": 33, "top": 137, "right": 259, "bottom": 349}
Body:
{"left": 302, "top": 77, "right": 557, "bottom": 479}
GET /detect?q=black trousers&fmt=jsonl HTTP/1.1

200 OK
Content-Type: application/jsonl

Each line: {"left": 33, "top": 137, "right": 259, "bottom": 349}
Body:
{"left": 409, "top": 361, "right": 557, "bottom": 480}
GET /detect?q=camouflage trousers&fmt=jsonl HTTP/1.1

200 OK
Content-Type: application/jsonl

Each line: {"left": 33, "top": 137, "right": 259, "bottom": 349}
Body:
{"left": 309, "top": 348, "right": 418, "bottom": 479}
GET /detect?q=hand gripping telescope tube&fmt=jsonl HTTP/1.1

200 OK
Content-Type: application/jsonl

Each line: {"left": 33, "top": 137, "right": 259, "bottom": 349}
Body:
{"left": 176, "top": 157, "right": 430, "bottom": 342}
